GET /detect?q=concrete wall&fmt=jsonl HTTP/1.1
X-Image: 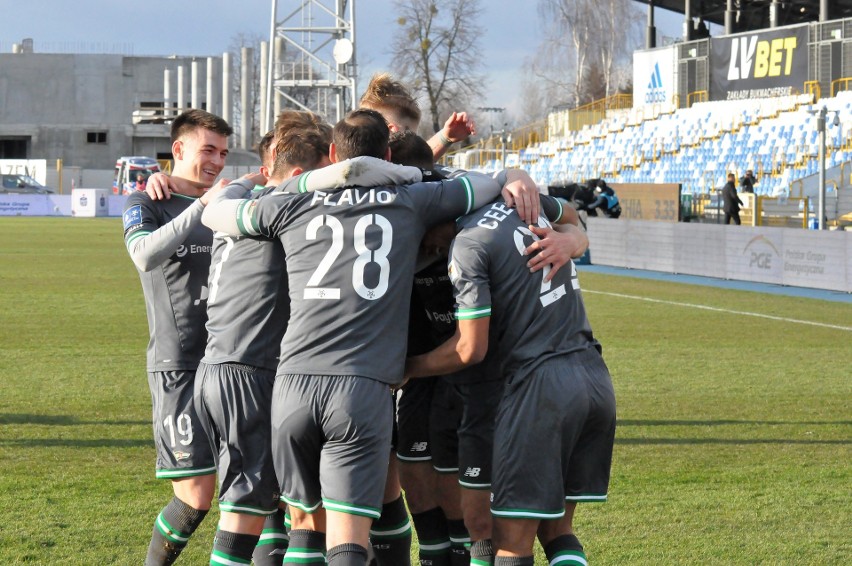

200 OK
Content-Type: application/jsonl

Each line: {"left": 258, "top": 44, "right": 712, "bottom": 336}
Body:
{"left": 0, "top": 53, "right": 220, "bottom": 169}
{"left": 586, "top": 217, "right": 852, "bottom": 292}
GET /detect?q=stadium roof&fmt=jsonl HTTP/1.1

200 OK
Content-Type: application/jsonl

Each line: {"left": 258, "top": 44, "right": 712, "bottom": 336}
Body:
{"left": 634, "top": 0, "right": 852, "bottom": 30}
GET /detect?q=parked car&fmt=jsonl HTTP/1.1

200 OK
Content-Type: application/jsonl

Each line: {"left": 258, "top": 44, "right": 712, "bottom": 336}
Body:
{"left": 0, "top": 174, "right": 55, "bottom": 194}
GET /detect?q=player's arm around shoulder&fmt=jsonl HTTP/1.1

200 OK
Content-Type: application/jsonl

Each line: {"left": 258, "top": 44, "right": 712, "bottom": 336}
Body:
{"left": 201, "top": 175, "right": 267, "bottom": 236}
{"left": 523, "top": 198, "right": 588, "bottom": 282}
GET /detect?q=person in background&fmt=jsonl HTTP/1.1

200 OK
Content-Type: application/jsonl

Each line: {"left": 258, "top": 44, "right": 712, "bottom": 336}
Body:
{"left": 584, "top": 180, "right": 621, "bottom": 219}
{"left": 739, "top": 169, "right": 756, "bottom": 194}
{"left": 722, "top": 172, "right": 743, "bottom": 225}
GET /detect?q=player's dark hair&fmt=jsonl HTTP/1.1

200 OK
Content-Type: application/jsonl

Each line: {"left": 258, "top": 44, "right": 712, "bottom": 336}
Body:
{"left": 389, "top": 130, "right": 434, "bottom": 170}
{"left": 359, "top": 73, "right": 421, "bottom": 127}
{"left": 333, "top": 109, "right": 389, "bottom": 161}
{"left": 170, "top": 109, "right": 233, "bottom": 143}
{"left": 274, "top": 129, "right": 331, "bottom": 174}
{"left": 257, "top": 130, "right": 276, "bottom": 167}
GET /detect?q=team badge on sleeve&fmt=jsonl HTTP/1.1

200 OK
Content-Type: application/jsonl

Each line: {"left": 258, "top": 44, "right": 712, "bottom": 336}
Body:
{"left": 448, "top": 259, "right": 459, "bottom": 285}
{"left": 123, "top": 205, "right": 143, "bottom": 231}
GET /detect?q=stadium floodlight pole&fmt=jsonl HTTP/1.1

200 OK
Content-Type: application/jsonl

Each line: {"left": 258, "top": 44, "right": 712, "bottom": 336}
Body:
{"left": 811, "top": 105, "right": 840, "bottom": 230}
{"left": 817, "top": 106, "right": 826, "bottom": 230}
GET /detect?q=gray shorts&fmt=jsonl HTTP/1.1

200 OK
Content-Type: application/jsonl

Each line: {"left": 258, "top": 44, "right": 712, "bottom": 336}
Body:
{"left": 148, "top": 370, "right": 215, "bottom": 479}
{"left": 273, "top": 374, "right": 393, "bottom": 520}
{"left": 491, "top": 348, "right": 616, "bottom": 519}
{"left": 195, "top": 362, "right": 279, "bottom": 515}
{"left": 455, "top": 378, "right": 503, "bottom": 489}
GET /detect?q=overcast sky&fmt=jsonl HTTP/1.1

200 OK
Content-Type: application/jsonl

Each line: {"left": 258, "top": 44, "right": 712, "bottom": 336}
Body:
{"left": 0, "top": 0, "right": 685, "bottom": 115}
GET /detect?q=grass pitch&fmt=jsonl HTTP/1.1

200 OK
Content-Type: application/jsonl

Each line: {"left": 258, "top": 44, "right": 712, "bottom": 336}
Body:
{"left": 0, "top": 217, "right": 849, "bottom": 564}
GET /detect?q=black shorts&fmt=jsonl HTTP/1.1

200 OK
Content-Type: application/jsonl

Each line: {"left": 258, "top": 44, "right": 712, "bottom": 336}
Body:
{"left": 396, "top": 377, "right": 437, "bottom": 462}
{"left": 428, "top": 377, "right": 463, "bottom": 474}
{"left": 455, "top": 379, "right": 502, "bottom": 489}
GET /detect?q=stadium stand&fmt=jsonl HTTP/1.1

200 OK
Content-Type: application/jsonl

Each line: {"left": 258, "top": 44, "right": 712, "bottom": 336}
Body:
{"left": 491, "top": 92, "right": 852, "bottom": 197}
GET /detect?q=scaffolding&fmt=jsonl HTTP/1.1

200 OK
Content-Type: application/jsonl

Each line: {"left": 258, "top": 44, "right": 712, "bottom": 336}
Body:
{"left": 267, "top": 0, "right": 358, "bottom": 128}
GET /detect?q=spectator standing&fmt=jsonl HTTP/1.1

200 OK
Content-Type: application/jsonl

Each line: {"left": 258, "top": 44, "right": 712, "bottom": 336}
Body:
{"left": 739, "top": 170, "right": 756, "bottom": 194}
{"left": 722, "top": 172, "right": 744, "bottom": 225}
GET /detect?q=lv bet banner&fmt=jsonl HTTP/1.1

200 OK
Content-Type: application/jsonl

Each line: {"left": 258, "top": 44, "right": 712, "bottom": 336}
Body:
{"left": 710, "top": 24, "right": 808, "bottom": 101}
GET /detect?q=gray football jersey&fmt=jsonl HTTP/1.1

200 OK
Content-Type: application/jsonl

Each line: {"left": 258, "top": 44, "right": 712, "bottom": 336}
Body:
{"left": 203, "top": 228, "right": 289, "bottom": 370}
{"left": 123, "top": 192, "right": 212, "bottom": 371}
{"left": 242, "top": 178, "right": 477, "bottom": 385}
{"left": 450, "top": 199, "right": 598, "bottom": 381}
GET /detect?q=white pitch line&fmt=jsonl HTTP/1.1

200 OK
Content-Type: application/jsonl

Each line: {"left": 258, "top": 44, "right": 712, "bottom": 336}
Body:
{"left": 583, "top": 290, "right": 852, "bottom": 332}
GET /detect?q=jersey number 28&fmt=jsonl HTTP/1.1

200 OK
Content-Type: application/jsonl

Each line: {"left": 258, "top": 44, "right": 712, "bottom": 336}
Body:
{"left": 304, "top": 214, "right": 392, "bottom": 301}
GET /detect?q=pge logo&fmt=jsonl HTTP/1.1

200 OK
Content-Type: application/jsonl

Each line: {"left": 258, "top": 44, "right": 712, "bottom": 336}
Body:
{"left": 645, "top": 63, "right": 666, "bottom": 104}
{"left": 176, "top": 245, "right": 188, "bottom": 258}
{"left": 743, "top": 235, "right": 780, "bottom": 271}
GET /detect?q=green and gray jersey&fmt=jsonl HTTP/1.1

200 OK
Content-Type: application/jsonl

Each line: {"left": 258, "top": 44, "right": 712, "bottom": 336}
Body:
{"left": 225, "top": 177, "right": 486, "bottom": 385}
{"left": 450, "top": 199, "right": 598, "bottom": 382}
{"left": 123, "top": 191, "right": 212, "bottom": 371}
{"left": 203, "top": 184, "right": 289, "bottom": 370}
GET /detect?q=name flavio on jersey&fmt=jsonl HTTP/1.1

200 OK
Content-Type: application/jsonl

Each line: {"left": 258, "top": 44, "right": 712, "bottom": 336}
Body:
{"left": 309, "top": 188, "right": 397, "bottom": 207}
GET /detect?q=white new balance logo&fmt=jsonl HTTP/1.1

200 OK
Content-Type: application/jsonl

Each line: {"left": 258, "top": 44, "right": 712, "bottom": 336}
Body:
{"left": 463, "top": 467, "right": 481, "bottom": 477}
{"left": 410, "top": 442, "right": 428, "bottom": 452}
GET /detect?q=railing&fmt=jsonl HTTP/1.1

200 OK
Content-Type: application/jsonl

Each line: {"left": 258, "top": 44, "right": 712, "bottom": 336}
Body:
{"left": 830, "top": 77, "right": 852, "bottom": 97}
{"left": 804, "top": 81, "right": 821, "bottom": 101}
{"left": 686, "top": 90, "right": 708, "bottom": 107}
{"left": 755, "top": 196, "right": 809, "bottom": 228}
{"left": 557, "top": 93, "right": 633, "bottom": 133}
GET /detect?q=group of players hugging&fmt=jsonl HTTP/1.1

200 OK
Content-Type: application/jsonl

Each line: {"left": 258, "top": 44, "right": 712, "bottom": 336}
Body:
{"left": 123, "top": 73, "right": 616, "bottom": 566}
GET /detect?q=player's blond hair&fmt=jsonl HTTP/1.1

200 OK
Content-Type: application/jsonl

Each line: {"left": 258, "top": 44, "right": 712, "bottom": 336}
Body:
{"left": 359, "top": 73, "right": 421, "bottom": 129}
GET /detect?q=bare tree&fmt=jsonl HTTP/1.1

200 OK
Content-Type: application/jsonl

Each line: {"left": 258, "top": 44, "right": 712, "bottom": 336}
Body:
{"left": 390, "top": 0, "right": 485, "bottom": 133}
{"left": 533, "top": 0, "right": 642, "bottom": 109}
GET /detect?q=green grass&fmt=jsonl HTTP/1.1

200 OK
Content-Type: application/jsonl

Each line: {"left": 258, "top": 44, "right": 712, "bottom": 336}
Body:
{"left": 0, "top": 217, "right": 850, "bottom": 564}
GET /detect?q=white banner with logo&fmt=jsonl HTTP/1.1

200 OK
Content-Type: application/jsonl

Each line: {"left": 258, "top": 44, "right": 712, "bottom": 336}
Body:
{"left": 587, "top": 218, "right": 851, "bottom": 292}
{"left": 710, "top": 24, "right": 808, "bottom": 101}
{"left": 0, "top": 195, "right": 125, "bottom": 217}
{"left": 633, "top": 46, "right": 677, "bottom": 108}
{"left": 0, "top": 159, "right": 49, "bottom": 185}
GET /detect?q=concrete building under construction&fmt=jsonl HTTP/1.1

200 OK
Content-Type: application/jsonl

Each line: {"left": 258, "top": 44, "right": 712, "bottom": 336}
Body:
{"left": 0, "top": 39, "right": 236, "bottom": 169}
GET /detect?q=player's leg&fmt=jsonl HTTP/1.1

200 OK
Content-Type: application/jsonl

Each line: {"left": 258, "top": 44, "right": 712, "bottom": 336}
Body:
{"left": 200, "top": 363, "right": 281, "bottom": 564}
{"left": 370, "top": 455, "right": 413, "bottom": 566}
{"left": 456, "top": 378, "right": 502, "bottom": 565}
{"left": 397, "top": 377, "right": 453, "bottom": 565}
{"left": 537, "top": 504, "right": 586, "bottom": 566}
{"left": 272, "top": 374, "right": 328, "bottom": 565}
{"left": 430, "top": 378, "right": 469, "bottom": 566}
{"left": 320, "top": 376, "right": 393, "bottom": 566}
{"left": 546, "top": 348, "right": 617, "bottom": 566}
{"left": 286, "top": 508, "right": 327, "bottom": 565}
{"left": 253, "top": 506, "right": 290, "bottom": 566}
{"left": 489, "top": 361, "right": 571, "bottom": 563}
{"left": 146, "top": 370, "right": 216, "bottom": 565}
{"left": 492, "top": 517, "right": 540, "bottom": 560}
